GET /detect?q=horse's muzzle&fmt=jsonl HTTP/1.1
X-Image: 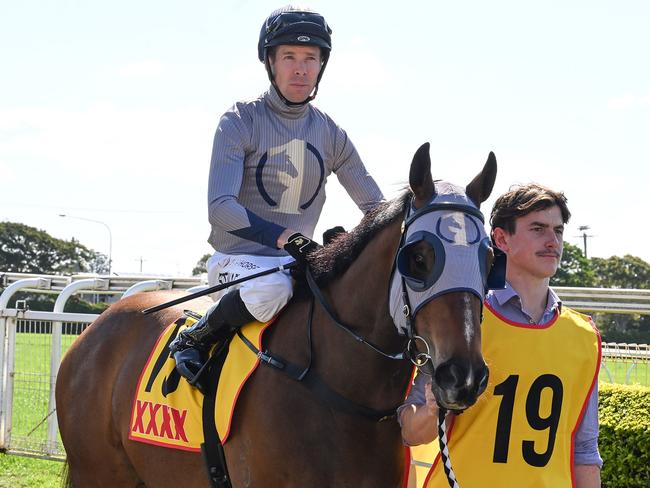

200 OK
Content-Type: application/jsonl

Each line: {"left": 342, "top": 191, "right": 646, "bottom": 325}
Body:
{"left": 432, "top": 359, "right": 489, "bottom": 411}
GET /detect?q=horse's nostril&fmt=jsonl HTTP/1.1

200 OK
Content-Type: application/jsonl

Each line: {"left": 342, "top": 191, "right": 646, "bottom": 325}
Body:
{"left": 434, "top": 361, "right": 466, "bottom": 390}
{"left": 476, "top": 364, "right": 489, "bottom": 395}
{"left": 435, "top": 361, "right": 489, "bottom": 404}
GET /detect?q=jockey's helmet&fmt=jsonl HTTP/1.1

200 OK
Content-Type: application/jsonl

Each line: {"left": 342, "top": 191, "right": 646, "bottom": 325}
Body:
{"left": 258, "top": 5, "right": 332, "bottom": 105}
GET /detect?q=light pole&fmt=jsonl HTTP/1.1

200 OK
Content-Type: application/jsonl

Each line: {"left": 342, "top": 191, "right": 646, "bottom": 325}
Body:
{"left": 577, "top": 225, "right": 592, "bottom": 258}
{"left": 59, "top": 214, "right": 113, "bottom": 274}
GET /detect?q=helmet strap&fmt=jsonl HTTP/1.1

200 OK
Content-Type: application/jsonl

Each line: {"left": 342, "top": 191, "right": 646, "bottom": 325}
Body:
{"left": 264, "top": 54, "right": 329, "bottom": 107}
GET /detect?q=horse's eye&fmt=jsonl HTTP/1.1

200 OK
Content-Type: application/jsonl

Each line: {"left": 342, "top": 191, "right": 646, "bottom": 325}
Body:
{"left": 409, "top": 241, "right": 435, "bottom": 279}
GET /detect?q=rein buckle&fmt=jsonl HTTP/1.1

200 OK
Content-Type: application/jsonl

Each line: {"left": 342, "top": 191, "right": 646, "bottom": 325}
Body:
{"left": 406, "top": 335, "right": 432, "bottom": 368}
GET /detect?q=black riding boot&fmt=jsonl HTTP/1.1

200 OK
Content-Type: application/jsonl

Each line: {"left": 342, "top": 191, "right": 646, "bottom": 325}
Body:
{"left": 169, "top": 289, "right": 255, "bottom": 388}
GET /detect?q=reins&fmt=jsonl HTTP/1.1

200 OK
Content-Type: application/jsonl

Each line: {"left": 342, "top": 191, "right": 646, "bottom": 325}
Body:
{"left": 304, "top": 269, "right": 405, "bottom": 361}
{"left": 235, "top": 288, "right": 401, "bottom": 422}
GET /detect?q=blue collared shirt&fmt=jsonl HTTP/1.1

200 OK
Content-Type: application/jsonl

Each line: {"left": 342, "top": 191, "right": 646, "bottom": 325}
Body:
{"left": 488, "top": 283, "right": 562, "bottom": 324}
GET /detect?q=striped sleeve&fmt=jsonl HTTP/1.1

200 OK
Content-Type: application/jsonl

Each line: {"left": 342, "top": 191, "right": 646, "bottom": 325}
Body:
{"left": 330, "top": 126, "right": 384, "bottom": 214}
{"left": 207, "top": 109, "right": 284, "bottom": 249}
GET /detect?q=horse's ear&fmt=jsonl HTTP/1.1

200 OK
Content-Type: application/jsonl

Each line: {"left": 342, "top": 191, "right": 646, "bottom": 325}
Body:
{"left": 409, "top": 142, "right": 436, "bottom": 208}
{"left": 466, "top": 151, "right": 497, "bottom": 207}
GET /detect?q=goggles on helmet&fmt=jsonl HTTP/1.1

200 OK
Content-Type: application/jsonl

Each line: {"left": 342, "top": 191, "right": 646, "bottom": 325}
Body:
{"left": 258, "top": 10, "right": 332, "bottom": 63}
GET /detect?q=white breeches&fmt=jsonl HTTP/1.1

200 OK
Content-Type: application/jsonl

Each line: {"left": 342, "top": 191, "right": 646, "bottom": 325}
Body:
{"left": 206, "top": 251, "right": 294, "bottom": 323}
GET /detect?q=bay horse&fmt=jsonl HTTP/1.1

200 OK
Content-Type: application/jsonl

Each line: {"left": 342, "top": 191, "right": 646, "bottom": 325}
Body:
{"left": 56, "top": 143, "right": 497, "bottom": 487}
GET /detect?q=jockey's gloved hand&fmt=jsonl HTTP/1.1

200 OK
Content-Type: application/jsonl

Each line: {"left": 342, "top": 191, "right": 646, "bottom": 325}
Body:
{"left": 283, "top": 232, "right": 322, "bottom": 273}
{"left": 323, "top": 226, "right": 346, "bottom": 245}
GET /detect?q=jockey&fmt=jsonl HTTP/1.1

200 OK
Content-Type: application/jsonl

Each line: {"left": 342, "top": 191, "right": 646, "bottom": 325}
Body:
{"left": 170, "top": 5, "right": 384, "bottom": 385}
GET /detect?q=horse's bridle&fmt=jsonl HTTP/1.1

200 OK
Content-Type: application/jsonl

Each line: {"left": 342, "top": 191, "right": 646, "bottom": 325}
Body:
{"left": 308, "top": 196, "right": 491, "bottom": 369}
{"left": 392, "top": 196, "right": 491, "bottom": 373}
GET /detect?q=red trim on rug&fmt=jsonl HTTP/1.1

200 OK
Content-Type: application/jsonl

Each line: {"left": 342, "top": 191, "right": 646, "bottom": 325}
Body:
{"left": 127, "top": 433, "right": 201, "bottom": 452}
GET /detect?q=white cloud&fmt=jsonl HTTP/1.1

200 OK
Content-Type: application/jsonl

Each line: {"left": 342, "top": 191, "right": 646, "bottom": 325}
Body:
{"left": 608, "top": 94, "right": 650, "bottom": 110}
{"left": 116, "top": 59, "right": 165, "bottom": 78}
{"left": 225, "top": 59, "right": 268, "bottom": 96}
{"left": 0, "top": 160, "right": 15, "bottom": 184}
{"left": 1, "top": 105, "right": 214, "bottom": 175}
{"left": 323, "top": 37, "right": 397, "bottom": 94}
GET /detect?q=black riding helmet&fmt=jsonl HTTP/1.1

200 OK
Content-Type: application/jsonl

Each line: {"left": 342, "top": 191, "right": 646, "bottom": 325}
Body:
{"left": 258, "top": 6, "right": 332, "bottom": 106}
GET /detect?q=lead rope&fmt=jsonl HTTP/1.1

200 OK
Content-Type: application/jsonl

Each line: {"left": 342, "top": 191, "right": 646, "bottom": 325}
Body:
{"left": 437, "top": 407, "right": 460, "bottom": 488}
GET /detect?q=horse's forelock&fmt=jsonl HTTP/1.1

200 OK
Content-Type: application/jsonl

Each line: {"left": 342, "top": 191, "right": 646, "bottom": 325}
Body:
{"left": 308, "top": 192, "right": 411, "bottom": 286}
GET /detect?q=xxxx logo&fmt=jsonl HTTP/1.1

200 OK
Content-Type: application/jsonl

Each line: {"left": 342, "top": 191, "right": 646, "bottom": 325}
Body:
{"left": 131, "top": 400, "right": 189, "bottom": 442}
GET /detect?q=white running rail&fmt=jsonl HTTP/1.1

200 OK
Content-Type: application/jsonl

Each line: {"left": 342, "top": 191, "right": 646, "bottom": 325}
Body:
{"left": 0, "top": 273, "right": 647, "bottom": 460}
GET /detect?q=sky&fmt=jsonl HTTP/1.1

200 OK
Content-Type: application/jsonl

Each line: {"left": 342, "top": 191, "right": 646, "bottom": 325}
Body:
{"left": 1, "top": 0, "right": 649, "bottom": 277}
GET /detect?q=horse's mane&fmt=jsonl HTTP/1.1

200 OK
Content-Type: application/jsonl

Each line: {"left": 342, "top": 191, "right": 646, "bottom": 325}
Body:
{"left": 307, "top": 191, "right": 411, "bottom": 287}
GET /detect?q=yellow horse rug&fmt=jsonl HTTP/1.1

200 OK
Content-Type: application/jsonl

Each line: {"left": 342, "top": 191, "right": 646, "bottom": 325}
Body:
{"left": 129, "top": 314, "right": 272, "bottom": 451}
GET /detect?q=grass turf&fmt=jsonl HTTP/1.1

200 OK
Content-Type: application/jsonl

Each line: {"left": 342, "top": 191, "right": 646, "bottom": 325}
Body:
{"left": 0, "top": 454, "right": 64, "bottom": 488}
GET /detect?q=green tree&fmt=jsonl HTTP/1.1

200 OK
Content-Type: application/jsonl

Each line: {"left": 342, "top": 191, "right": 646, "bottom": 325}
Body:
{"left": 589, "top": 254, "right": 650, "bottom": 342}
{"left": 0, "top": 221, "right": 106, "bottom": 274}
{"left": 192, "top": 253, "right": 212, "bottom": 276}
{"left": 0, "top": 222, "right": 111, "bottom": 314}
{"left": 551, "top": 242, "right": 596, "bottom": 287}
{"left": 591, "top": 255, "right": 650, "bottom": 289}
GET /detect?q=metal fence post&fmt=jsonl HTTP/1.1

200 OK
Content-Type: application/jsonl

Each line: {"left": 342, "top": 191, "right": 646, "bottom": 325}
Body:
{"left": 47, "top": 318, "right": 62, "bottom": 456}
{"left": 0, "top": 314, "right": 6, "bottom": 449}
{"left": 1, "top": 317, "right": 16, "bottom": 451}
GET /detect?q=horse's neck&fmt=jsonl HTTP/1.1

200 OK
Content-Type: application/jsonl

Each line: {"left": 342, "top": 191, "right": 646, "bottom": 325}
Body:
{"left": 330, "top": 219, "right": 401, "bottom": 335}
{"left": 316, "top": 220, "right": 410, "bottom": 406}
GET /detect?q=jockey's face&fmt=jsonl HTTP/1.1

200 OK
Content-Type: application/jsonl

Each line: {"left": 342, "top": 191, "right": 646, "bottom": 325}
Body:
{"left": 270, "top": 45, "right": 322, "bottom": 103}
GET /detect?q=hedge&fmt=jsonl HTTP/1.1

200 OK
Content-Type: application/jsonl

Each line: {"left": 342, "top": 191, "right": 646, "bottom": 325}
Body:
{"left": 599, "top": 383, "right": 650, "bottom": 487}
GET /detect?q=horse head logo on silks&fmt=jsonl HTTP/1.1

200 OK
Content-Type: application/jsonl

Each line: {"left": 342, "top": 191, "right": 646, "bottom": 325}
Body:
{"left": 255, "top": 139, "right": 325, "bottom": 215}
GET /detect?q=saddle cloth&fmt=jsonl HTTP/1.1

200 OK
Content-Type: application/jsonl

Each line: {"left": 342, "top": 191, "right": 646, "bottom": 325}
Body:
{"left": 128, "top": 314, "right": 272, "bottom": 451}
